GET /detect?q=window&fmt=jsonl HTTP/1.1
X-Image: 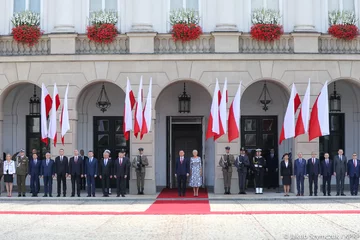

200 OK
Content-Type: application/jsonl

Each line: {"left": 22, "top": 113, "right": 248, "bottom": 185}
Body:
{"left": 328, "top": 0, "right": 355, "bottom": 11}
{"left": 251, "top": 0, "right": 279, "bottom": 11}
{"left": 90, "top": 0, "right": 117, "bottom": 12}
{"left": 170, "top": 0, "right": 199, "bottom": 11}
{"left": 14, "top": 0, "right": 41, "bottom": 13}
{"left": 26, "top": 116, "right": 49, "bottom": 160}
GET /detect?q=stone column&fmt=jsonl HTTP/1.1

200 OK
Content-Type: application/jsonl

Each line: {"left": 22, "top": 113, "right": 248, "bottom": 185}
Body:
{"left": 130, "top": 0, "right": 153, "bottom": 32}
{"left": 215, "top": 0, "right": 238, "bottom": 31}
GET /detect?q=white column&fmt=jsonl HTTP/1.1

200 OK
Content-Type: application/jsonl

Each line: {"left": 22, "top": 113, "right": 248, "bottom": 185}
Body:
{"left": 294, "top": 0, "right": 316, "bottom": 31}
{"left": 52, "top": 0, "right": 75, "bottom": 33}
{"left": 130, "top": 0, "right": 153, "bottom": 32}
{"left": 215, "top": 0, "right": 238, "bottom": 31}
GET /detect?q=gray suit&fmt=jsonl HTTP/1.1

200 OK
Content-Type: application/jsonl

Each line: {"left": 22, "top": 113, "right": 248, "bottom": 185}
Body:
{"left": 333, "top": 155, "right": 347, "bottom": 194}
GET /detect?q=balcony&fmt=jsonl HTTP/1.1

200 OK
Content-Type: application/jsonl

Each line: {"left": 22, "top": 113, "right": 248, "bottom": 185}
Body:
{"left": 75, "top": 34, "right": 128, "bottom": 54}
{"left": 239, "top": 34, "right": 294, "bottom": 53}
{"left": 319, "top": 35, "right": 360, "bottom": 54}
{"left": 0, "top": 35, "right": 50, "bottom": 56}
{"left": 154, "top": 34, "right": 214, "bottom": 53}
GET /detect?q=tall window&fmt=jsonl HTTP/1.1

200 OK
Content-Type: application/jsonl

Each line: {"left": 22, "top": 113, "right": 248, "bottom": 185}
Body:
{"left": 170, "top": 0, "right": 199, "bottom": 11}
{"left": 90, "top": 0, "right": 117, "bottom": 12}
{"left": 251, "top": 0, "right": 279, "bottom": 11}
{"left": 14, "top": 0, "right": 41, "bottom": 13}
{"left": 328, "top": 0, "right": 355, "bottom": 11}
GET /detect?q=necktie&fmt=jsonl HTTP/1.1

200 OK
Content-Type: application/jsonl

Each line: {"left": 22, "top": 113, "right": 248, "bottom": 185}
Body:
{"left": 46, "top": 159, "right": 49, "bottom": 166}
{"left": 312, "top": 158, "right": 315, "bottom": 164}
{"left": 181, "top": 157, "right": 183, "bottom": 164}
{"left": 75, "top": 156, "right": 78, "bottom": 162}
{"left": 354, "top": 160, "right": 356, "bottom": 167}
{"left": 105, "top": 159, "right": 107, "bottom": 165}
{"left": 90, "top": 158, "right": 92, "bottom": 163}
{"left": 61, "top": 156, "right": 63, "bottom": 161}
{"left": 326, "top": 160, "right": 328, "bottom": 165}
{"left": 34, "top": 159, "right": 37, "bottom": 165}
{"left": 120, "top": 158, "right": 122, "bottom": 165}
{"left": 340, "top": 155, "right": 342, "bottom": 161}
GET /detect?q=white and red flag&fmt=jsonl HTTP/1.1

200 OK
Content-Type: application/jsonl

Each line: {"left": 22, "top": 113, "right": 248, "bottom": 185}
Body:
{"left": 295, "top": 79, "right": 311, "bottom": 137}
{"left": 228, "top": 82, "right": 242, "bottom": 142}
{"left": 123, "top": 78, "right": 136, "bottom": 140}
{"left": 134, "top": 76, "right": 143, "bottom": 138}
{"left": 60, "top": 83, "right": 70, "bottom": 145}
{"left": 141, "top": 78, "right": 152, "bottom": 139}
{"left": 309, "top": 81, "right": 330, "bottom": 141}
{"left": 214, "top": 79, "right": 228, "bottom": 140}
{"left": 48, "top": 83, "right": 60, "bottom": 147}
{"left": 279, "top": 83, "right": 301, "bottom": 144}
{"left": 206, "top": 79, "right": 220, "bottom": 139}
{"left": 41, "top": 83, "right": 52, "bottom": 145}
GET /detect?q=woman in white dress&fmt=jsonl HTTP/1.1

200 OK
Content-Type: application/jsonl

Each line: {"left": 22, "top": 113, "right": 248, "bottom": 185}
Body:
{"left": 3, "top": 154, "right": 16, "bottom": 197}
{"left": 189, "top": 150, "right": 202, "bottom": 197}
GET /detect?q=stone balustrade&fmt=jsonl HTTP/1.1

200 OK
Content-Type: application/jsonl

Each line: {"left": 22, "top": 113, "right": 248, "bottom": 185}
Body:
{"left": 239, "top": 34, "right": 294, "bottom": 53}
{"left": 0, "top": 35, "right": 50, "bottom": 56}
{"left": 319, "top": 35, "right": 360, "bottom": 54}
{"left": 154, "top": 34, "right": 215, "bottom": 53}
{"left": 75, "top": 34, "right": 128, "bottom": 54}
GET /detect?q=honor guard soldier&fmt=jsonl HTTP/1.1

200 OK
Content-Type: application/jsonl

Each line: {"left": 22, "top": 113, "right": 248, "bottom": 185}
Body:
{"left": 235, "top": 147, "right": 250, "bottom": 194}
{"left": 219, "top": 146, "right": 235, "bottom": 194}
{"left": 253, "top": 148, "right": 266, "bottom": 194}
{"left": 132, "top": 148, "right": 149, "bottom": 194}
{"left": 16, "top": 149, "right": 29, "bottom": 197}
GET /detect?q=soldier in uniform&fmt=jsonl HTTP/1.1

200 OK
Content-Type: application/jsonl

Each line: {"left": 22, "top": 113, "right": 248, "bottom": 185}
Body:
{"left": 15, "top": 149, "right": 29, "bottom": 197}
{"left": 235, "top": 147, "right": 250, "bottom": 194}
{"left": 219, "top": 146, "right": 235, "bottom": 194}
{"left": 132, "top": 148, "right": 149, "bottom": 194}
{"left": 253, "top": 148, "right": 266, "bottom": 194}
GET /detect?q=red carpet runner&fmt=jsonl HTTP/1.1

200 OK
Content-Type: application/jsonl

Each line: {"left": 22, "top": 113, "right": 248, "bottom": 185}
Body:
{"left": 145, "top": 188, "right": 210, "bottom": 214}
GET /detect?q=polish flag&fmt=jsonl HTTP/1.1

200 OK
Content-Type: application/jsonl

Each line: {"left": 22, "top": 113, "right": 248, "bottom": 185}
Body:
{"left": 295, "top": 79, "right": 311, "bottom": 137}
{"left": 123, "top": 78, "right": 136, "bottom": 140}
{"left": 279, "top": 84, "right": 301, "bottom": 144}
{"left": 60, "top": 83, "right": 70, "bottom": 145}
{"left": 41, "top": 83, "right": 52, "bottom": 145}
{"left": 206, "top": 79, "right": 220, "bottom": 139}
{"left": 141, "top": 78, "right": 152, "bottom": 139}
{"left": 48, "top": 83, "right": 61, "bottom": 147}
{"left": 309, "top": 81, "right": 330, "bottom": 141}
{"left": 228, "top": 82, "right": 242, "bottom": 142}
{"left": 134, "top": 76, "right": 143, "bottom": 138}
{"left": 214, "top": 79, "right": 228, "bottom": 140}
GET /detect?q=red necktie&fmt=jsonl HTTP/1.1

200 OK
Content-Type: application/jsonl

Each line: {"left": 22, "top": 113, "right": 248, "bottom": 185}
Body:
{"left": 354, "top": 160, "right": 357, "bottom": 167}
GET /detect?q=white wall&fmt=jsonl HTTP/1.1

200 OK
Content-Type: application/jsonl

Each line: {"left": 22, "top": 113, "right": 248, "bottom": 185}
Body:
{"left": 155, "top": 81, "right": 214, "bottom": 187}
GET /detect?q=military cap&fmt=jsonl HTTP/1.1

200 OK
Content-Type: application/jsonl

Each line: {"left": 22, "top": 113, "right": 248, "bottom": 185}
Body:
{"left": 256, "top": 148, "right": 262, "bottom": 152}
{"left": 225, "top": 146, "right": 230, "bottom": 150}
{"left": 138, "top": 148, "right": 144, "bottom": 151}
{"left": 20, "top": 149, "right": 25, "bottom": 152}
{"left": 120, "top": 149, "right": 126, "bottom": 153}
{"left": 240, "top": 147, "right": 245, "bottom": 151}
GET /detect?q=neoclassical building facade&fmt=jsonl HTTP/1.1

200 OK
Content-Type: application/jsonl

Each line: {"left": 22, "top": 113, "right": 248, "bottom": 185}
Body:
{"left": 1, "top": 0, "right": 360, "bottom": 194}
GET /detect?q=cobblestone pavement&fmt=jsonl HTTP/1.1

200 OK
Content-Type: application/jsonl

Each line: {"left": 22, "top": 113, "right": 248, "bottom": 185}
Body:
{"left": 1, "top": 199, "right": 360, "bottom": 240}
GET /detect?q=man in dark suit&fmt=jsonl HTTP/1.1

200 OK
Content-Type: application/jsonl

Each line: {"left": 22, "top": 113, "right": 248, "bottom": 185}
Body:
{"left": 294, "top": 152, "right": 307, "bottom": 196}
{"left": 175, "top": 150, "right": 190, "bottom": 197}
{"left": 40, "top": 152, "right": 55, "bottom": 197}
{"left": 99, "top": 150, "right": 113, "bottom": 197}
{"left": 29, "top": 153, "right": 42, "bottom": 197}
{"left": 235, "top": 147, "right": 250, "bottom": 194}
{"left": 347, "top": 153, "right": 360, "bottom": 196}
{"left": 321, "top": 153, "right": 333, "bottom": 196}
{"left": 266, "top": 149, "right": 278, "bottom": 189}
{"left": 79, "top": 149, "right": 88, "bottom": 190}
{"left": 84, "top": 151, "right": 98, "bottom": 197}
{"left": 333, "top": 149, "right": 347, "bottom": 196}
{"left": 69, "top": 149, "right": 84, "bottom": 197}
{"left": 55, "top": 149, "right": 69, "bottom": 197}
{"left": 307, "top": 152, "right": 321, "bottom": 196}
{"left": 114, "top": 150, "right": 130, "bottom": 197}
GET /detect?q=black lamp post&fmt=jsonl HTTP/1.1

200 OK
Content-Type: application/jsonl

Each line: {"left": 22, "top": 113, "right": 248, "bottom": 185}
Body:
{"left": 178, "top": 82, "right": 191, "bottom": 113}
{"left": 258, "top": 81, "right": 272, "bottom": 111}
{"left": 96, "top": 83, "right": 111, "bottom": 113}
{"left": 29, "top": 85, "right": 40, "bottom": 115}
{"left": 329, "top": 82, "right": 341, "bottom": 112}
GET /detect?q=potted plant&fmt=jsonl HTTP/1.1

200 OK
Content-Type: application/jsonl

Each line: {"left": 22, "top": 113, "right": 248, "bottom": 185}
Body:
{"left": 250, "top": 9, "right": 283, "bottom": 42}
{"left": 169, "top": 9, "right": 202, "bottom": 42}
{"left": 11, "top": 11, "right": 43, "bottom": 47}
{"left": 328, "top": 10, "right": 358, "bottom": 40}
{"left": 87, "top": 10, "right": 118, "bottom": 44}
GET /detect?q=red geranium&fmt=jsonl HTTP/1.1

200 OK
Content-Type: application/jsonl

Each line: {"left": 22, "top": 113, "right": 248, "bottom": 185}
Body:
{"left": 87, "top": 23, "right": 118, "bottom": 44}
{"left": 328, "top": 24, "right": 358, "bottom": 40}
{"left": 171, "top": 23, "right": 202, "bottom": 42}
{"left": 250, "top": 24, "right": 283, "bottom": 42}
{"left": 12, "top": 25, "right": 43, "bottom": 47}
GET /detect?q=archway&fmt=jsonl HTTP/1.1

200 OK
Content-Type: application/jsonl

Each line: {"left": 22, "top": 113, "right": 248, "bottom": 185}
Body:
{"left": 155, "top": 80, "right": 213, "bottom": 190}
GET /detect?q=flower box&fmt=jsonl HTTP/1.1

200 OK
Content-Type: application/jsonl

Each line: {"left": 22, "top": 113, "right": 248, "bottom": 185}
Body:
{"left": 170, "top": 9, "right": 202, "bottom": 42}
{"left": 250, "top": 9, "right": 283, "bottom": 42}
{"left": 328, "top": 11, "right": 358, "bottom": 40}
{"left": 87, "top": 10, "right": 118, "bottom": 44}
{"left": 11, "top": 11, "right": 43, "bottom": 46}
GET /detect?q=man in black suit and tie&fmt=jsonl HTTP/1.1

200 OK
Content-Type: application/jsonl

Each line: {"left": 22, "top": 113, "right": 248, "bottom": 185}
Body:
{"left": 114, "top": 150, "right": 130, "bottom": 197}
{"left": 347, "top": 153, "right": 360, "bottom": 196}
{"left": 99, "top": 150, "right": 113, "bottom": 197}
{"left": 175, "top": 150, "right": 190, "bottom": 197}
{"left": 40, "top": 152, "right": 55, "bottom": 197}
{"left": 294, "top": 152, "right": 307, "bottom": 196}
{"left": 79, "top": 149, "right": 88, "bottom": 190}
{"left": 321, "top": 153, "right": 333, "bottom": 196}
{"left": 55, "top": 149, "right": 69, "bottom": 197}
{"left": 29, "top": 153, "right": 42, "bottom": 197}
{"left": 84, "top": 151, "right": 98, "bottom": 197}
{"left": 307, "top": 152, "right": 321, "bottom": 196}
{"left": 333, "top": 149, "right": 347, "bottom": 196}
{"left": 69, "top": 149, "right": 84, "bottom": 197}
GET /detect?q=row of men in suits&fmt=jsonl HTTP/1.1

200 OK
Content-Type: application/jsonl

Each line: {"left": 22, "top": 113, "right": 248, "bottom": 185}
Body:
{"left": 294, "top": 149, "right": 360, "bottom": 196}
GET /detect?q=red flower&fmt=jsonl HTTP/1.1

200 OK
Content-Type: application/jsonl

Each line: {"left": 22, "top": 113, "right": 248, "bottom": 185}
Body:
{"left": 250, "top": 24, "right": 283, "bottom": 42}
{"left": 328, "top": 24, "right": 358, "bottom": 40}
{"left": 11, "top": 25, "right": 43, "bottom": 47}
{"left": 171, "top": 23, "right": 202, "bottom": 42}
{"left": 86, "top": 23, "right": 118, "bottom": 44}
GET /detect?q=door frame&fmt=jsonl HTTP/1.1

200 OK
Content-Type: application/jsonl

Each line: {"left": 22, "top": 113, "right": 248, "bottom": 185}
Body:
{"left": 166, "top": 116, "right": 205, "bottom": 188}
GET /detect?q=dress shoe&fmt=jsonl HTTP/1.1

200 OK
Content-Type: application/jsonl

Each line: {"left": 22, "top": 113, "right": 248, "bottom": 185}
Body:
{"left": 63, "top": 194, "right": 66, "bottom": 197}
{"left": 239, "top": 192, "right": 241, "bottom": 194}
{"left": 49, "top": 195, "right": 53, "bottom": 197}
{"left": 309, "top": 194, "right": 313, "bottom": 196}
{"left": 116, "top": 195, "right": 120, "bottom": 197}
{"left": 323, "top": 193, "right": 326, "bottom": 196}
{"left": 328, "top": 193, "right": 331, "bottom": 196}
{"left": 18, "top": 194, "right": 21, "bottom": 197}
{"left": 92, "top": 195, "right": 95, "bottom": 197}
{"left": 296, "top": 194, "right": 300, "bottom": 196}
{"left": 301, "top": 194, "right": 304, "bottom": 196}
{"left": 22, "top": 194, "right": 26, "bottom": 197}
{"left": 336, "top": 193, "right": 340, "bottom": 196}
{"left": 43, "top": 194, "right": 48, "bottom": 197}
{"left": 71, "top": 194, "right": 75, "bottom": 197}
{"left": 121, "top": 194, "right": 125, "bottom": 197}
{"left": 87, "top": 195, "right": 91, "bottom": 197}
{"left": 77, "top": 194, "right": 80, "bottom": 197}
{"left": 341, "top": 193, "right": 346, "bottom": 196}
{"left": 57, "top": 194, "right": 60, "bottom": 197}
{"left": 314, "top": 194, "right": 317, "bottom": 196}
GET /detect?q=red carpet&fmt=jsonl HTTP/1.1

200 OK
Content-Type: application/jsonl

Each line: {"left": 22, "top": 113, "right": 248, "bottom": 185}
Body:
{"left": 156, "top": 188, "right": 208, "bottom": 199}
{"left": 145, "top": 200, "right": 210, "bottom": 214}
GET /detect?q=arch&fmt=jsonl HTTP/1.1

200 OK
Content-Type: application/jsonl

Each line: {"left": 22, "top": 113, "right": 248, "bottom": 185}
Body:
{"left": 242, "top": 78, "right": 291, "bottom": 97}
